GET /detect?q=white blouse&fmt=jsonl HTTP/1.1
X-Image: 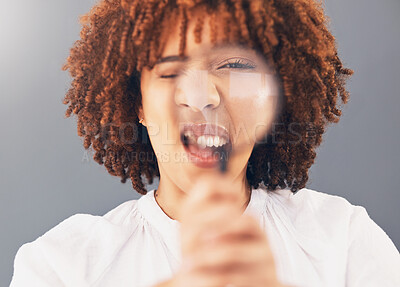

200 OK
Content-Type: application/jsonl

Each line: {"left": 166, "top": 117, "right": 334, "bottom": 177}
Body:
{"left": 10, "top": 187, "right": 400, "bottom": 287}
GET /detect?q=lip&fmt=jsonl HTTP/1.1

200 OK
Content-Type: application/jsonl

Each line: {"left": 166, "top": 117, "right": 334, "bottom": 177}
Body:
{"left": 180, "top": 122, "right": 230, "bottom": 140}
{"left": 180, "top": 123, "right": 232, "bottom": 169}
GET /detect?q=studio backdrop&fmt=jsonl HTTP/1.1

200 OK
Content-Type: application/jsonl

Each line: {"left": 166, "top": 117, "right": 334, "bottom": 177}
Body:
{"left": 1, "top": 0, "right": 399, "bottom": 286}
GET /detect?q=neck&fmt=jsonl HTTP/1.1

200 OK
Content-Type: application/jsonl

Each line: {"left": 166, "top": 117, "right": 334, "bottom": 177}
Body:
{"left": 154, "top": 165, "right": 251, "bottom": 222}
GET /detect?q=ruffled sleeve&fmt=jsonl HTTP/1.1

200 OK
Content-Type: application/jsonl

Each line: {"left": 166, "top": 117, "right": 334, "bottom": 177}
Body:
{"left": 10, "top": 240, "right": 65, "bottom": 287}
{"left": 10, "top": 214, "right": 99, "bottom": 287}
{"left": 10, "top": 200, "right": 140, "bottom": 287}
{"left": 345, "top": 206, "right": 400, "bottom": 286}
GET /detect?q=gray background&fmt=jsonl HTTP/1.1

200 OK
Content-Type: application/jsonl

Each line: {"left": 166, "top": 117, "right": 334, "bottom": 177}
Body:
{"left": 1, "top": 0, "right": 399, "bottom": 285}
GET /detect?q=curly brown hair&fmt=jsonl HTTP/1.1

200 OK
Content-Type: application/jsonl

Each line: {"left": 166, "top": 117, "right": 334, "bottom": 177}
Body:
{"left": 62, "top": 0, "right": 353, "bottom": 195}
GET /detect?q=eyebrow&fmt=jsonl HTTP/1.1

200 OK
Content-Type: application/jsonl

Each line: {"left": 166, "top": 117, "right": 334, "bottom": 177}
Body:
{"left": 155, "top": 55, "right": 189, "bottom": 65}
{"left": 154, "top": 44, "right": 257, "bottom": 65}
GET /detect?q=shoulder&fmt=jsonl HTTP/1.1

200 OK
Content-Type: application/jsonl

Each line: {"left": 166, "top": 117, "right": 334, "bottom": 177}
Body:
{"left": 11, "top": 198, "right": 142, "bottom": 286}
{"left": 262, "top": 186, "right": 381, "bottom": 241}
{"left": 37, "top": 198, "right": 140, "bottom": 243}
{"left": 293, "top": 187, "right": 355, "bottom": 211}
{"left": 265, "top": 187, "right": 356, "bottom": 223}
{"left": 103, "top": 198, "right": 139, "bottom": 225}
{"left": 264, "top": 187, "right": 399, "bottom": 285}
{"left": 299, "top": 187, "right": 357, "bottom": 221}
{"left": 293, "top": 187, "right": 397, "bottom": 242}
{"left": 271, "top": 186, "right": 400, "bottom": 252}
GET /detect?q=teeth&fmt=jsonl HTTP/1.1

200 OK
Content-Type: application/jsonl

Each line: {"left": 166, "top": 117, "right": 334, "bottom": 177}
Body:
{"left": 197, "top": 136, "right": 207, "bottom": 149}
{"left": 195, "top": 135, "right": 227, "bottom": 148}
{"left": 213, "top": 136, "right": 220, "bottom": 147}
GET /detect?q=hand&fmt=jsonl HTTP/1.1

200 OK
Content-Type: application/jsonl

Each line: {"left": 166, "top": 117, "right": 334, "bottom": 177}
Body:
{"left": 169, "top": 174, "right": 284, "bottom": 287}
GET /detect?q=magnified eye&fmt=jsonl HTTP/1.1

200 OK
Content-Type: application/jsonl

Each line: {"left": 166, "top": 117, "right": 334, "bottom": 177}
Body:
{"left": 217, "top": 59, "right": 256, "bottom": 70}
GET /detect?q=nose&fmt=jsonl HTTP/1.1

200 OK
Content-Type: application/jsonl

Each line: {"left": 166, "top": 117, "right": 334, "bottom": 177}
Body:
{"left": 175, "top": 69, "right": 220, "bottom": 112}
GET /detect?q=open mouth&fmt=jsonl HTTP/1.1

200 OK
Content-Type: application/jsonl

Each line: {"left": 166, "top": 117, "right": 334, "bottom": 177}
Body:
{"left": 180, "top": 123, "right": 232, "bottom": 167}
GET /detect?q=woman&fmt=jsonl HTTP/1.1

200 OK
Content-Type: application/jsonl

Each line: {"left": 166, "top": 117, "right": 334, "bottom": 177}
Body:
{"left": 11, "top": 0, "right": 400, "bottom": 286}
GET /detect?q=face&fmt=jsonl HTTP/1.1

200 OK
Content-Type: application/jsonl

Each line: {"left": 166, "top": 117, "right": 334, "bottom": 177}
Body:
{"left": 140, "top": 11, "right": 279, "bottom": 193}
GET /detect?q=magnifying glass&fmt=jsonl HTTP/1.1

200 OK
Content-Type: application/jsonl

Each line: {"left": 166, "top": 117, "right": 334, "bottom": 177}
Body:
{"left": 175, "top": 44, "right": 281, "bottom": 173}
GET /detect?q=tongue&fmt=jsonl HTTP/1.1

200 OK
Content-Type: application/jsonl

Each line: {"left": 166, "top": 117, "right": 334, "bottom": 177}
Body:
{"left": 187, "top": 143, "right": 217, "bottom": 159}
{"left": 186, "top": 141, "right": 230, "bottom": 162}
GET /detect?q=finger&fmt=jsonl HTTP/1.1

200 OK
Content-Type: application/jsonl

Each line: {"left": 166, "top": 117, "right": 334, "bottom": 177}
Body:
{"left": 185, "top": 239, "right": 280, "bottom": 287}
{"left": 181, "top": 202, "right": 240, "bottom": 255}
{"left": 182, "top": 260, "right": 271, "bottom": 287}
{"left": 203, "top": 214, "right": 267, "bottom": 244}
{"left": 180, "top": 179, "right": 246, "bottom": 238}
{"left": 183, "top": 195, "right": 241, "bottom": 225}
{"left": 181, "top": 174, "right": 244, "bottom": 217}
{"left": 190, "top": 236, "right": 272, "bottom": 273}
{"left": 180, "top": 177, "right": 245, "bottom": 239}
{"left": 182, "top": 211, "right": 266, "bottom": 257}
{"left": 178, "top": 263, "right": 260, "bottom": 287}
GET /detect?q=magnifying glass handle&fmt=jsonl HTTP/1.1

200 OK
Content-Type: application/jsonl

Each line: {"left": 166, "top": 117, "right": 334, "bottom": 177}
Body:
{"left": 218, "top": 148, "right": 228, "bottom": 173}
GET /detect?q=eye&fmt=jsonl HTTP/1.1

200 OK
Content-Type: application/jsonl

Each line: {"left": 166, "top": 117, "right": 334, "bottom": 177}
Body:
{"left": 217, "top": 59, "right": 256, "bottom": 70}
{"left": 156, "top": 66, "right": 182, "bottom": 79}
{"left": 160, "top": 74, "right": 178, "bottom": 79}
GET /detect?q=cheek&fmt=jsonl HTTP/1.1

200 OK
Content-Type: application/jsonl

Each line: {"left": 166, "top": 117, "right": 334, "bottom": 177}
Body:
{"left": 226, "top": 98, "right": 276, "bottom": 146}
{"left": 141, "top": 81, "right": 182, "bottom": 152}
{"left": 223, "top": 73, "right": 278, "bottom": 144}
{"left": 142, "top": 80, "right": 175, "bottom": 114}
{"left": 142, "top": 77, "right": 177, "bottom": 123}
